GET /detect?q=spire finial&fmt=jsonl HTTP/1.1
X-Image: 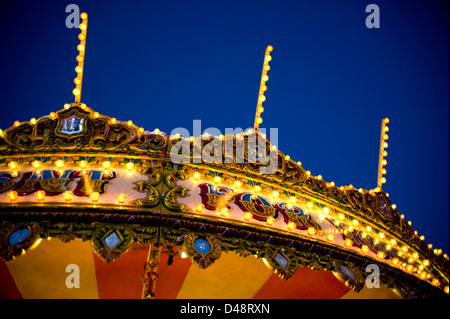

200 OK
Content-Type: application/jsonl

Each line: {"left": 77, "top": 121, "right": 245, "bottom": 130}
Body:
{"left": 377, "top": 118, "right": 390, "bottom": 189}
{"left": 73, "top": 12, "right": 88, "bottom": 103}
{"left": 253, "top": 45, "right": 273, "bottom": 131}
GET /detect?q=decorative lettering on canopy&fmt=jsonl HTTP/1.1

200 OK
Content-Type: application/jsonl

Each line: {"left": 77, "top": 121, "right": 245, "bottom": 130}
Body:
{"left": 0, "top": 170, "right": 115, "bottom": 197}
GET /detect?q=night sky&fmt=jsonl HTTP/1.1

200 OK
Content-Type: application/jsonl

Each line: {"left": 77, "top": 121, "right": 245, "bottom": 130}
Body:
{"left": 0, "top": 1, "right": 448, "bottom": 254}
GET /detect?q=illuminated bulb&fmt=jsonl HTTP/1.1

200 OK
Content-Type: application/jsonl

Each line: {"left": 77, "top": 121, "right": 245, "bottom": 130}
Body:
{"left": 8, "top": 161, "right": 18, "bottom": 170}
{"left": 377, "top": 251, "right": 385, "bottom": 259}
{"left": 77, "top": 44, "right": 85, "bottom": 51}
{"left": 383, "top": 134, "right": 389, "bottom": 140}
{"left": 32, "top": 160, "right": 41, "bottom": 169}
{"left": 267, "top": 45, "right": 273, "bottom": 52}
{"left": 213, "top": 176, "right": 221, "bottom": 184}
{"left": 307, "top": 201, "right": 313, "bottom": 209}
{"left": 445, "top": 286, "right": 449, "bottom": 294}
{"left": 138, "top": 127, "right": 144, "bottom": 133}
{"left": 406, "top": 264, "right": 413, "bottom": 272}
{"left": 266, "top": 217, "right": 274, "bottom": 226}
{"left": 338, "top": 213, "right": 345, "bottom": 220}
{"left": 102, "top": 161, "right": 111, "bottom": 170}
{"left": 306, "top": 170, "right": 311, "bottom": 176}
{"left": 193, "top": 172, "right": 200, "bottom": 180}
{"left": 361, "top": 245, "right": 369, "bottom": 253}
{"left": 30, "top": 118, "right": 36, "bottom": 125}
{"left": 55, "top": 160, "right": 64, "bottom": 168}
{"left": 126, "top": 162, "right": 134, "bottom": 171}
{"left": 345, "top": 239, "right": 352, "bottom": 247}
{"left": 8, "top": 191, "right": 18, "bottom": 203}
{"left": 289, "top": 196, "right": 297, "bottom": 204}
{"left": 234, "top": 180, "right": 241, "bottom": 188}
{"left": 14, "top": 121, "right": 20, "bottom": 126}
{"left": 154, "top": 128, "right": 160, "bottom": 135}
{"left": 381, "top": 168, "right": 386, "bottom": 174}
{"left": 424, "top": 259, "right": 430, "bottom": 266}
{"left": 256, "top": 117, "right": 263, "bottom": 124}
{"left": 80, "top": 12, "right": 88, "bottom": 19}
{"left": 420, "top": 235, "right": 425, "bottom": 241}
{"left": 390, "top": 239, "right": 397, "bottom": 246}
{"left": 78, "top": 34, "right": 85, "bottom": 41}
{"left": 78, "top": 160, "right": 87, "bottom": 169}
{"left": 379, "top": 232, "right": 385, "bottom": 239}
{"left": 263, "top": 65, "right": 270, "bottom": 71}
{"left": 262, "top": 75, "right": 269, "bottom": 81}
{"left": 383, "top": 142, "right": 388, "bottom": 148}
{"left": 254, "top": 185, "right": 261, "bottom": 193}
{"left": 285, "top": 155, "right": 290, "bottom": 161}
{"left": 181, "top": 251, "right": 187, "bottom": 259}
{"left": 380, "top": 177, "right": 386, "bottom": 184}
{"left": 323, "top": 207, "right": 329, "bottom": 215}
{"left": 117, "top": 193, "right": 126, "bottom": 204}
{"left": 384, "top": 118, "right": 390, "bottom": 124}
{"left": 90, "top": 192, "right": 100, "bottom": 203}
{"left": 432, "top": 279, "right": 440, "bottom": 286}
{"left": 330, "top": 181, "right": 335, "bottom": 186}
{"left": 271, "top": 190, "right": 279, "bottom": 198}
{"left": 352, "top": 219, "right": 359, "bottom": 227}
{"left": 327, "top": 233, "right": 334, "bottom": 241}
{"left": 244, "top": 212, "right": 253, "bottom": 221}
{"left": 259, "top": 95, "right": 266, "bottom": 102}
{"left": 392, "top": 258, "right": 399, "bottom": 266}
{"left": 36, "top": 190, "right": 45, "bottom": 201}
{"left": 50, "top": 112, "right": 56, "bottom": 119}
{"left": 420, "top": 272, "right": 427, "bottom": 279}
{"left": 127, "top": 120, "right": 133, "bottom": 126}
{"left": 75, "top": 66, "right": 83, "bottom": 73}
{"left": 220, "top": 207, "right": 229, "bottom": 217}
{"left": 288, "top": 221, "right": 296, "bottom": 230}
{"left": 0, "top": 129, "right": 3, "bottom": 137}
{"left": 382, "top": 151, "right": 388, "bottom": 157}
{"left": 265, "top": 55, "right": 272, "bottom": 62}
{"left": 111, "top": 118, "right": 117, "bottom": 124}
{"left": 63, "top": 191, "right": 73, "bottom": 202}
{"left": 79, "top": 23, "right": 87, "bottom": 31}
{"left": 196, "top": 203, "right": 204, "bottom": 213}
{"left": 73, "top": 88, "right": 81, "bottom": 96}
{"left": 307, "top": 227, "right": 316, "bottom": 235}
{"left": 317, "top": 175, "right": 322, "bottom": 180}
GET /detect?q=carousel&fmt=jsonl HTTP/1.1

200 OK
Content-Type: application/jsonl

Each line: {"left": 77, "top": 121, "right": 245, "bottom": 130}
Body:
{"left": 0, "top": 13, "right": 448, "bottom": 299}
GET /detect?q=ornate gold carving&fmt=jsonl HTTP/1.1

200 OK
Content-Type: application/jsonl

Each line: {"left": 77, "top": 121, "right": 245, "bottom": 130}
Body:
{"left": 182, "top": 233, "right": 222, "bottom": 269}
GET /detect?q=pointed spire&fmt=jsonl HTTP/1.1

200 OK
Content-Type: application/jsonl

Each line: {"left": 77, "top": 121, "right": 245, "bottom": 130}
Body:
{"left": 73, "top": 12, "right": 88, "bottom": 103}
{"left": 377, "top": 118, "right": 390, "bottom": 189}
{"left": 253, "top": 45, "right": 273, "bottom": 131}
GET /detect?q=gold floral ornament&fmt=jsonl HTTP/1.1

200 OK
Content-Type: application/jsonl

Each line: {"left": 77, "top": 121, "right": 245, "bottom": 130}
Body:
{"left": 91, "top": 225, "right": 134, "bottom": 263}
{"left": 0, "top": 104, "right": 167, "bottom": 156}
{"left": 332, "top": 260, "right": 365, "bottom": 292}
{"left": 0, "top": 222, "right": 42, "bottom": 261}
{"left": 182, "top": 233, "right": 222, "bottom": 269}
{"left": 261, "top": 245, "right": 298, "bottom": 280}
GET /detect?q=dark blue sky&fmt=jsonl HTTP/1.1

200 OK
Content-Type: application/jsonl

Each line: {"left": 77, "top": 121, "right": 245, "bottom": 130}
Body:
{"left": 0, "top": 0, "right": 448, "bottom": 254}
